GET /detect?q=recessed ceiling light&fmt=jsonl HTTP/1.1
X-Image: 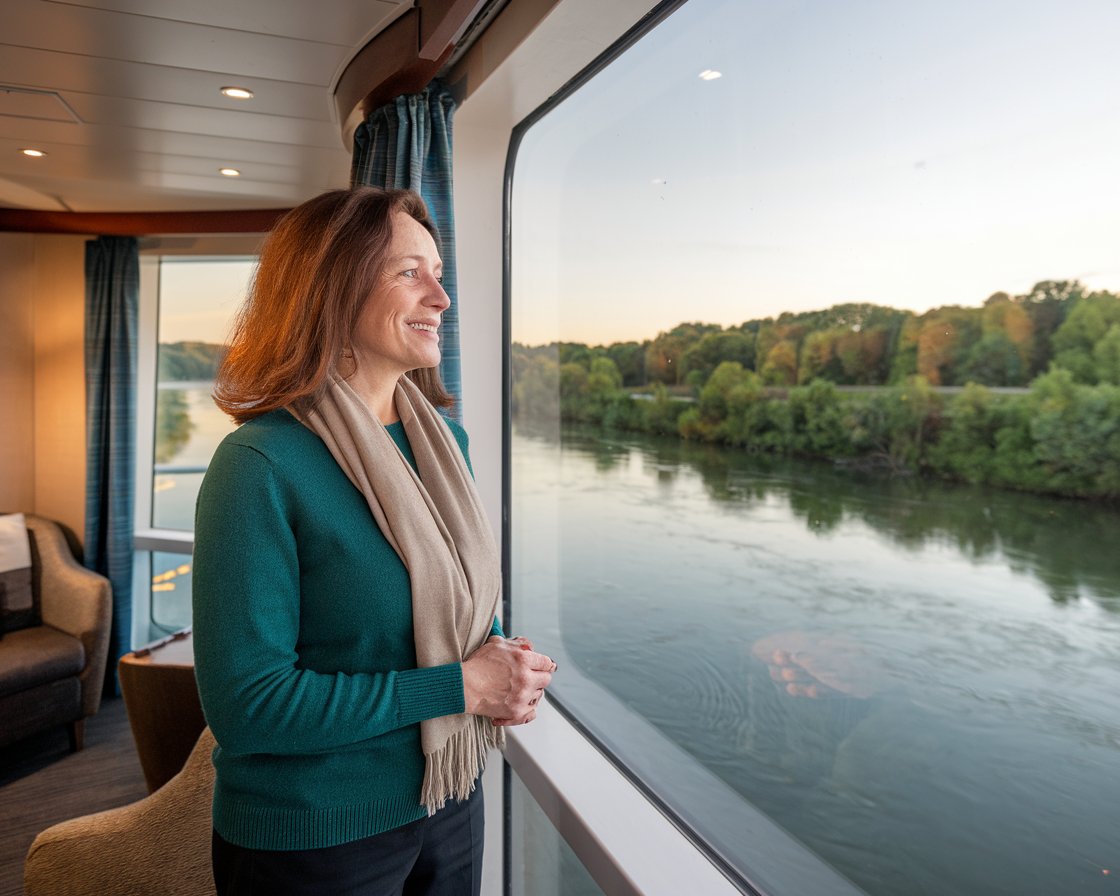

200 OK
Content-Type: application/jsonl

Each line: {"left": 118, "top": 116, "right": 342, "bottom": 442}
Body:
{"left": 220, "top": 86, "right": 254, "bottom": 99}
{"left": 698, "top": 69, "right": 722, "bottom": 81}
{"left": 20, "top": 148, "right": 47, "bottom": 157}
{"left": 219, "top": 167, "right": 241, "bottom": 177}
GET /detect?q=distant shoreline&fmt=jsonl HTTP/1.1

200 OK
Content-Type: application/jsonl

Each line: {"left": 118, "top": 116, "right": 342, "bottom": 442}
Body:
{"left": 157, "top": 380, "right": 215, "bottom": 390}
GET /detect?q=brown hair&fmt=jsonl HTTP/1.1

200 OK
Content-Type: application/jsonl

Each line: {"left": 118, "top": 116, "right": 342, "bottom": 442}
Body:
{"left": 213, "top": 187, "right": 453, "bottom": 424}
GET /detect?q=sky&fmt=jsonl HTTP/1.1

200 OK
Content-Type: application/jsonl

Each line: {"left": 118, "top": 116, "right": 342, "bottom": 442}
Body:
{"left": 158, "top": 258, "right": 256, "bottom": 344}
{"left": 510, "top": 0, "right": 1120, "bottom": 346}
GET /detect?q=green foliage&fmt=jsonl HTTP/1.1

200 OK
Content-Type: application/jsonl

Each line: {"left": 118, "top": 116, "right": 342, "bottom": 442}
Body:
{"left": 787, "top": 380, "right": 852, "bottom": 457}
{"left": 927, "top": 383, "right": 1002, "bottom": 483}
{"left": 511, "top": 344, "right": 561, "bottom": 422}
{"left": 557, "top": 357, "right": 626, "bottom": 423}
{"left": 158, "top": 341, "right": 226, "bottom": 381}
{"left": 680, "top": 330, "right": 755, "bottom": 384}
{"left": 1021, "top": 280, "right": 1083, "bottom": 377}
{"left": 645, "top": 323, "right": 721, "bottom": 385}
{"left": 1094, "top": 325, "right": 1120, "bottom": 386}
{"left": 643, "top": 383, "right": 690, "bottom": 435}
{"left": 888, "top": 318, "right": 921, "bottom": 383}
{"left": 1052, "top": 292, "right": 1120, "bottom": 383}
{"left": 960, "top": 331, "right": 1026, "bottom": 386}
{"left": 850, "top": 377, "right": 941, "bottom": 471}
{"left": 1025, "top": 368, "right": 1120, "bottom": 497}
{"left": 605, "top": 341, "right": 647, "bottom": 387}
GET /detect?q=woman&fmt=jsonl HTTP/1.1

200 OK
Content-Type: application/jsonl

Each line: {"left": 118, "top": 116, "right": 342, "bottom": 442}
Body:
{"left": 192, "top": 187, "right": 555, "bottom": 895}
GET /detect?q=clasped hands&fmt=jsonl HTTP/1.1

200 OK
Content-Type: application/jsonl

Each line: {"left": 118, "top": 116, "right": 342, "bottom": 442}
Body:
{"left": 462, "top": 635, "right": 556, "bottom": 726}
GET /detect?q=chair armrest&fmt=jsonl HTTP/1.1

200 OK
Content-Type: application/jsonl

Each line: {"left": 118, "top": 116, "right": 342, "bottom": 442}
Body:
{"left": 26, "top": 515, "right": 113, "bottom": 718}
{"left": 24, "top": 728, "right": 217, "bottom": 896}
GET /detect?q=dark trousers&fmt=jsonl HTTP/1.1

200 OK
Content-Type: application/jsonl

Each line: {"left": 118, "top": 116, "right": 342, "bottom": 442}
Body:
{"left": 212, "top": 790, "right": 484, "bottom": 896}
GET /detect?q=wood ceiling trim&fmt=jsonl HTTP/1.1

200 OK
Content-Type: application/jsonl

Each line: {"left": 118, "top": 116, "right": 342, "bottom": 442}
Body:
{"left": 0, "top": 207, "right": 290, "bottom": 235}
{"left": 334, "top": 0, "right": 488, "bottom": 148}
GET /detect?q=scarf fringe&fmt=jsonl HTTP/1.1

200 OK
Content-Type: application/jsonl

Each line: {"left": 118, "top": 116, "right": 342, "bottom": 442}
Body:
{"left": 421, "top": 715, "right": 506, "bottom": 815}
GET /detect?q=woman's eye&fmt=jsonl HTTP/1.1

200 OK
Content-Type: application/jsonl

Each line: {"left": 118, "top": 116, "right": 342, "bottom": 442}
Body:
{"left": 402, "top": 269, "right": 419, "bottom": 279}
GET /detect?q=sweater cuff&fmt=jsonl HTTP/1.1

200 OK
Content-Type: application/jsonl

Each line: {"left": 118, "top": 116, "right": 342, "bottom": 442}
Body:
{"left": 396, "top": 663, "right": 466, "bottom": 728}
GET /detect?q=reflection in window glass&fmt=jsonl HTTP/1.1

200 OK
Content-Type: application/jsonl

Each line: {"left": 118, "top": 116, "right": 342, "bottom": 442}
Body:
{"left": 509, "top": 1, "right": 1120, "bottom": 894}
{"left": 151, "top": 550, "right": 193, "bottom": 634}
{"left": 510, "top": 775, "right": 604, "bottom": 896}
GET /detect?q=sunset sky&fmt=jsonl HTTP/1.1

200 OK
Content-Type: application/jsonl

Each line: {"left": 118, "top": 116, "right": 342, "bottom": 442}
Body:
{"left": 158, "top": 258, "right": 254, "bottom": 344}
{"left": 510, "top": 0, "right": 1120, "bottom": 346}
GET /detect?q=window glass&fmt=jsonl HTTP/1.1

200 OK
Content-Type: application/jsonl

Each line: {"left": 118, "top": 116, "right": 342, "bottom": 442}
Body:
{"left": 151, "top": 550, "right": 193, "bottom": 632}
{"left": 510, "top": 775, "right": 604, "bottom": 896}
{"left": 141, "top": 257, "right": 252, "bottom": 639}
{"left": 508, "top": 1, "right": 1120, "bottom": 893}
{"left": 152, "top": 258, "right": 250, "bottom": 530}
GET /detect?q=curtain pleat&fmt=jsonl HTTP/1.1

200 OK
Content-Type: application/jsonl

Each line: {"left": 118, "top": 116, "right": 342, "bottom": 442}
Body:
{"left": 84, "top": 236, "right": 138, "bottom": 694}
{"left": 351, "top": 81, "right": 462, "bottom": 417}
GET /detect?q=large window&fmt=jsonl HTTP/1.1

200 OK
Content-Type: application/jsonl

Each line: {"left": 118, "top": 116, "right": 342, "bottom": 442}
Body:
{"left": 135, "top": 252, "right": 255, "bottom": 640}
{"left": 508, "top": 1, "right": 1120, "bottom": 894}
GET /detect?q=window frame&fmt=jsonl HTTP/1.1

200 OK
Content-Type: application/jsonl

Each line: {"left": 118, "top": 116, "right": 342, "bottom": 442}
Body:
{"left": 131, "top": 237, "right": 262, "bottom": 648}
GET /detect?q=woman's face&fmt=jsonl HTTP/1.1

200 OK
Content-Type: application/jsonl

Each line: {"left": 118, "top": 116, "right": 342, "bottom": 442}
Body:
{"left": 350, "top": 211, "right": 451, "bottom": 383}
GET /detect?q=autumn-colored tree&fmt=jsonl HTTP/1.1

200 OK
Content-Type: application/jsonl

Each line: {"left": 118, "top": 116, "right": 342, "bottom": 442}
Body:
{"left": 916, "top": 307, "right": 981, "bottom": 385}
{"left": 797, "top": 330, "right": 839, "bottom": 384}
{"left": 761, "top": 339, "right": 798, "bottom": 385}
{"left": 916, "top": 318, "right": 955, "bottom": 385}
{"left": 981, "top": 293, "right": 1033, "bottom": 367}
{"left": 836, "top": 326, "right": 889, "bottom": 384}
{"left": 644, "top": 323, "right": 719, "bottom": 385}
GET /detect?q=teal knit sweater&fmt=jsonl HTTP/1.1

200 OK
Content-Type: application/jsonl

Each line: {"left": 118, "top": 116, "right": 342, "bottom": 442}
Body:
{"left": 192, "top": 408, "right": 502, "bottom": 851}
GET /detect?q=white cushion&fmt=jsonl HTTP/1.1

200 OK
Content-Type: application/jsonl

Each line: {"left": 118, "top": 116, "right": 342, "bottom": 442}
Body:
{"left": 0, "top": 513, "right": 35, "bottom": 632}
{"left": 0, "top": 513, "right": 32, "bottom": 573}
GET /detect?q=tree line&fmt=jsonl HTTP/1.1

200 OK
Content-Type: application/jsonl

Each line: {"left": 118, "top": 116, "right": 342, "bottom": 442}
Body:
{"left": 512, "top": 280, "right": 1120, "bottom": 501}
{"left": 158, "top": 341, "right": 227, "bottom": 381}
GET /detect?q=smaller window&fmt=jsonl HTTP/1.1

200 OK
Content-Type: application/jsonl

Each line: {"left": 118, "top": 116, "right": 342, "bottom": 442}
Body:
{"left": 134, "top": 252, "right": 257, "bottom": 642}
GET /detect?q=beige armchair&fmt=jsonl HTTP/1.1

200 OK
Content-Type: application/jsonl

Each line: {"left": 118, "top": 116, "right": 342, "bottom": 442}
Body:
{"left": 24, "top": 726, "right": 217, "bottom": 896}
{"left": 0, "top": 514, "right": 112, "bottom": 751}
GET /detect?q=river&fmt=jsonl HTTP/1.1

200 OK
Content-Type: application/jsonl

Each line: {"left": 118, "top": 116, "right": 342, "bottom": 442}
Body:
{"left": 510, "top": 422, "right": 1120, "bottom": 896}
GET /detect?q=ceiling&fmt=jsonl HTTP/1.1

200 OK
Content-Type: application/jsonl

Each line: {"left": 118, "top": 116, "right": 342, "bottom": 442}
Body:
{"left": 0, "top": 0, "right": 416, "bottom": 213}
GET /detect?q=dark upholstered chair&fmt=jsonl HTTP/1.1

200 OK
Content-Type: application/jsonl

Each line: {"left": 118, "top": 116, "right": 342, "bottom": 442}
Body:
{"left": 0, "top": 514, "right": 112, "bottom": 751}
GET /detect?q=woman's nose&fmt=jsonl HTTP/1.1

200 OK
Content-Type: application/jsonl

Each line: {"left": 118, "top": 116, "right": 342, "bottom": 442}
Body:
{"left": 428, "top": 276, "right": 451, "bottom": 311}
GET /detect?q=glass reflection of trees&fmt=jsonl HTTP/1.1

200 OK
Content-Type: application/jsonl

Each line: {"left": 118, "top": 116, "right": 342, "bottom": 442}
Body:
{"left": 155, "top": 389, "right": 193, "bottom": 464}
{"left": 555, "top": 424, "right": 1120, "bottom": 608}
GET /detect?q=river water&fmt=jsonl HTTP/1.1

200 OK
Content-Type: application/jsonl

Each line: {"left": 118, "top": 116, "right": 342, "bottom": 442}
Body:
{"left": 510, "top": 423, "right": 1120, "bottom": 896}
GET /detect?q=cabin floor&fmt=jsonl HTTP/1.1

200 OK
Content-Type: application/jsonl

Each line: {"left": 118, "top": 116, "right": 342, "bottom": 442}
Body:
{"left": 0, "top": 697, "right": 146, "bottom": 896}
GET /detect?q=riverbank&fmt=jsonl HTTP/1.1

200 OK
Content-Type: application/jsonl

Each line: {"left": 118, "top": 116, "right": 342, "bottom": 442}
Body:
{"left": 520, "top": 364, "right": 1120, "bottom": 503}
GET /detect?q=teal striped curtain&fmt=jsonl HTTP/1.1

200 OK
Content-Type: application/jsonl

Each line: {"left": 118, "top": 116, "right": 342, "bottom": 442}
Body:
{"left": 84, "top": 236, "right": 138, "bottom": 693}
{"left": 351, "top": 80, "right": 462, "bottom": 417}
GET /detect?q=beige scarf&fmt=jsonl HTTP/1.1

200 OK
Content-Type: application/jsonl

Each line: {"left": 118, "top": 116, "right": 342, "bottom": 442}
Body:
{"left": 296, "top": 372, "right": 504, "bottom": 813}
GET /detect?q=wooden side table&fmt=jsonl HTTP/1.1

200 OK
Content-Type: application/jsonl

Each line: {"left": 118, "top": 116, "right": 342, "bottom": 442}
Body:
{"left": 118, "top": 628, "right": 207, "bottom": 793}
